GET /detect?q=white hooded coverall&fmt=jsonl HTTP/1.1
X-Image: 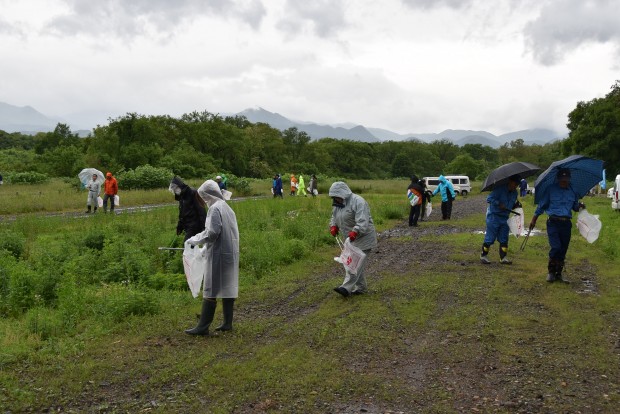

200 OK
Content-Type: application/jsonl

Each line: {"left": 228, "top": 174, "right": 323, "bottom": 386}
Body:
{"left": 329, "top": 181, "right": 377, "bottom": 294}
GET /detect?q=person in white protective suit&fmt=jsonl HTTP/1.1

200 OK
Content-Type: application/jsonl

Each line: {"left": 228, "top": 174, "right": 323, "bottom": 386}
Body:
{"left": 328, "top": 181, "right": 378, "bottom": 297}
{"left": 86, "top": 174, "right": 101, "bottom": 213}
{"left": 184, "top": 180, "right": 240, "bottom": 336}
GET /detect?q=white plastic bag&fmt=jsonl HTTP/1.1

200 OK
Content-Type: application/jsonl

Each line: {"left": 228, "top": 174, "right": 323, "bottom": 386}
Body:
{"left": 113, "top": 195, "right": 120, "bottom": 207}
{"left": 425, "top": 202, "right": 432, "bottom": 218}
{"left": 313, "top": 189, "right": 318, "bottom": 196}
{"left": 97, "top": 196, "right": 103, "bottom": 208}
{"left": 182, "top": 244, "right": 206, "bottom": 297}
{"left": 507, "top": 207, "right": 525, "bottom": 238}
{"left": 576, "top": 209, "right": 602, "bottom": 244}
{"left": 334, "top": 238, "right": 366, "bottom": 275}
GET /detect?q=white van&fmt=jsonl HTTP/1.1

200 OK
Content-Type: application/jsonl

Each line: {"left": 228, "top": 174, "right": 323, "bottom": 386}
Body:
{"left": 422, "top": 175, "right": 471, "bottom": 196}
{"left": 612, "top": 174, "right": 620, "bottom": 210}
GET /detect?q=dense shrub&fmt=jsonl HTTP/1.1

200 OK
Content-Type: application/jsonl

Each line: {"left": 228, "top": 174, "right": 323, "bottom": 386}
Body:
{"left": 0, "top": 231, "right": 25, "bottom": 258}
{"left": 117, "top": 164, "right": 173, "bottom": 190}
{"left": 5, "top": 171, "right": 50, "bottom": 184}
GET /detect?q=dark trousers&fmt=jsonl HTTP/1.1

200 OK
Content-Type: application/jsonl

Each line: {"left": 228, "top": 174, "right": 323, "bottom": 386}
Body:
{"left": 409, "top": 204, "right": 421, "bottom": 226}
{"left": 103, "top": 193, "right": 115, "bottom": 211}
{"left": 547, "top": 218, "right": 572, "bottom": 261}
{"left": 441, "top": 199, "right": 453, "bottom": 219}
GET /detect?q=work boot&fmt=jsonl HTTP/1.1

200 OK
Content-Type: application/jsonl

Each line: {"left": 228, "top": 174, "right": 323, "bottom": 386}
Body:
{"left": 555, "top": 262, "right": 569, "bottom": 284}
{"left": 499, "top": 244, "right": 511, "bottom": 264}
{"left": 500, "top": 257, "right": 512, "bottom": 265}
{"left": 215, "top": 298, "right": 235, "bottom": 332}
{"left": 85, "top": 205, "right": 91, "bottom": 214}
{"left": 480, "top": 254, "right": 491, "bottom": 264}
{"left": 547, "top": 259, "right": 557, "bottom": 283}
{"left": 93, "top": 207, "right": 97, "bottom": 213}
{"left": 185, "top": 299, "right": 217, "bottom": 336}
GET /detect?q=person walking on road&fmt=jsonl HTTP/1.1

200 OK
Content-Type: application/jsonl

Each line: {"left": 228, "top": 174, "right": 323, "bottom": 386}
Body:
{"left": 309, "top": 174, "right": 318, "bottom": 197}
{"left": 103, "top": 172, "right": 118, "bottom": 213}
{"left": 480, "top": 175, "right": 521, "bottom": 265}
{"left": 329, "top": 181, "right": 377, "bottom": 297}
{"left": 433, "top": 175, "right": 456, "bottom": 220}
{"left": 185, "top": 180, "right": 240, "bottom": 336}
{"left": 297, "top": 174, "right": 307, "bottom": 196}
{"left": 169, "top": 177, "right": 206, "bottom": 241}
{"left": 407, "top": 175, "right": 424, "bottom": 227}
{"left": 86, "top": 173, "right": 101, "bottom": 213}
{"left": 529, "top": 169, "right": 586, "bottom": 283}
{"left": 290, "top": 174, "right": 298, "bottom": 196}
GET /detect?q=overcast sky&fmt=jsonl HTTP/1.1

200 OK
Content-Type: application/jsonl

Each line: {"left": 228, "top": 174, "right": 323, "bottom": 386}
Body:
{"left": 1, "top": 0, "right": 619, "bottom": 136}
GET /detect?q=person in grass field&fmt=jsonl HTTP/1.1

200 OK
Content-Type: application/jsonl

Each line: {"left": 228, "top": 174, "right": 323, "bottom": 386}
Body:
{"left": 407, "top": 175, "right": 424, "bottom": 227}
{"left": 529, "top": 169, "right": 586, "bottom": 283}
{"left": 169, "top": 176, "right": 206, "bottom": 241}
{"left": 480, "top": 174, "right": 521, "bottom": 265}
{"left": 85, "top": 173, "right": 100, "bottom": 214}
{"left": 102, "top": 172, "right": 118, "bottom": 213}
{"left": 185, "top": 180, "right": 239, "bottom": 336}
{"left": 329, "top": 181, "right": 377, "bottom": 297}
{"left": 432, "top": 175, "right": 456, "bottom": 220}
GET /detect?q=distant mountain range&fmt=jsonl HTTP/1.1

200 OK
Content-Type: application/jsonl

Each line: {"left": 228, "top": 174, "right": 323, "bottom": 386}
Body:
{"left": 236, "top": 107, "right": 563, "bottom": 147}
{"left": 0, "top": 102, "right": 564, "bottom": 147}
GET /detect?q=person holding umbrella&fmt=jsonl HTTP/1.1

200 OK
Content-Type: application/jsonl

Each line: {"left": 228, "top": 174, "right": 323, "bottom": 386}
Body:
{"left": 528, "top": 155, "right": 603, "bottom": 283}
{"left": 529, "top": 169, "right": 585, "bottom": 283}
{"left": 480, "top": 175, "right": 522, "bottom": 264}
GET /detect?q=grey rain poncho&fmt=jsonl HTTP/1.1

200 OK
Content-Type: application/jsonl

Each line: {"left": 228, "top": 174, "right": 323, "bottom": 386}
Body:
{"left": 329, "top": 181, "right": 377, "bottom": 251}
{"left": 186, "top": 180, "right": 240, "bottom": 299}
{"left": 86, "top": 179, "right": 101, "bottom": 207}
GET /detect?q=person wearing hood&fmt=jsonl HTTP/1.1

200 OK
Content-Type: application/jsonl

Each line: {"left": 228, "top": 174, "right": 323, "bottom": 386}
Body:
{"left": 407, "top": 175, "right": 424, "bottom": 227}
{"left": 290, "top": 174, "right": 298, "bottom": 196}
{"left": 480, "top": 175, "right": 521, "bottom": 265}
{"left": 432, "top": 175, "right": 456, "bottom": 220}
{"left": 185, "top": 180, "right": 240, "bottom": 335}
{"left": 329, "top": 181, "right": 378, "bottom": 297}
{"left": 169, "top": 177, "right": 207, "bottom": 241}
{"left": 272, "top": 174, "right": 283, "bottom": 198}
{"left": 309, "top": 174, "right": 318, "bottom": 197}
{"left": 102, "top": 172, "right": 118, "bottom": 213}
{"left": 297, "top": 174, "right": 307, "bottom": 196}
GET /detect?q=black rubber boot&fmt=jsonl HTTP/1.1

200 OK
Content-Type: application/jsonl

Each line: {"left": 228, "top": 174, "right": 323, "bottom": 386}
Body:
{"left": 547, "top": 259, "right": 557, "bottom": 283}
{"left": 499, "top": 243, "right": 512, "bottom": 264}
{"left": 215, "top": 298, "right": 235, "bottom": 331}
{"left": 555, "top": 261, "right": 569, "bottom": 284}
{"left": 93, "top": 206, "right": 97, "bottom": 213}
{"left": 480, "top": 243, "right": 491, "bottom": 264}
{"left": 185, "top": 299, "right": 217, "bottom": 336}
{"left": 86, "top": 205, "right": 91, "bottom": 214}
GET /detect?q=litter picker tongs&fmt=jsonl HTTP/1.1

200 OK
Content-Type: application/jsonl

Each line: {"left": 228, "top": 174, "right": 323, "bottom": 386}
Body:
{"left": 520, "top": 228, "right": 532, "bottom": 251}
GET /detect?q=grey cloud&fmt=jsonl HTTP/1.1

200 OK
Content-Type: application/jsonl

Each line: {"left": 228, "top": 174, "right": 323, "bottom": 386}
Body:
{"left": 524, "top": 0, "right": 620, "bottom": 65}
{"left": 400, "top": 0, "right": 474, "bottom": 10}
{"left": 277, "top": 0, "right": 347, "bottom": 38}
{"left": 45, "top": 0, "right": 266, "bottom": 37}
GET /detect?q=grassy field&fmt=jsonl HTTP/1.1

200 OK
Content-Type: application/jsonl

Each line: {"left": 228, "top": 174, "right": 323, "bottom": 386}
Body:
{"left": 0, "top": 181, "right": 618, "bottom": 412}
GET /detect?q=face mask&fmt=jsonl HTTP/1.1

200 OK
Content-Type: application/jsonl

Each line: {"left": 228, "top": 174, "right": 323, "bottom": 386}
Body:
{"left": 332, "top": 198, "right": 345, "bottom": 208}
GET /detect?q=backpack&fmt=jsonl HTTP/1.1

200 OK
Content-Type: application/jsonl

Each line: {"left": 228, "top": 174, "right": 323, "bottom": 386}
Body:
{"left": 407, "top": 189, "right": 420, "bottom": 206}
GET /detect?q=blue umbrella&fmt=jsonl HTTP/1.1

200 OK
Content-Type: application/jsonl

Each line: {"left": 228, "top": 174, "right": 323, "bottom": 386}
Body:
{"left": 534, "top": 155, "right": 604, "bottom": 204}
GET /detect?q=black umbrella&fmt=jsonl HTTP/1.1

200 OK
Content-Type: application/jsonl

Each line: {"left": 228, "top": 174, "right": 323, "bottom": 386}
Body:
{"left": 481, "top": 161, "right": 541, "bottom": 192}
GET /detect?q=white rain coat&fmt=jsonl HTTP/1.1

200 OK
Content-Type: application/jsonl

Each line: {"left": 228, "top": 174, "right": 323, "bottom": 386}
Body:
{"left": 186, "top": 180, "right": 240, "bottom": 299}
{"left": 86, "top": 180, "right": 101, "bottom": 207}
{"left": 329, "top": 182, "right": 377, "bottom": 251}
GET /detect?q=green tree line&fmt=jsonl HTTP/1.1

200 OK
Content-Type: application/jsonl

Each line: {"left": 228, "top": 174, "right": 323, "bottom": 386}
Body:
{"left": 1, "top": 80, "right": 618, "bottom": 183}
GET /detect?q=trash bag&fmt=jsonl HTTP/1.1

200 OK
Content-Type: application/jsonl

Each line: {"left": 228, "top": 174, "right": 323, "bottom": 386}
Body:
{"left": 182, "top": 244, "right": 206, "bottom": 298}
{"left": 576, "top": 209, "right": 602, "bottom": 244}
{"left": 114, "top": 195, "right": 120, "bottom": 207}
{"left": 313, "top": 189, "right": 318, "bottom": 196}
{"left": 407, "top": 189, "right": 420, "bottom": 207}
{"left": 334, "top": 238, "right": 366, "bottom": 275}
{"left": 425, "top": 202, "right": 432, "bottom": 218}
{"left": 507, "top": 207, "right": 525, "bottom": 238}
{"left": 97, "top": 196, "right": 103, "bottom": 208}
